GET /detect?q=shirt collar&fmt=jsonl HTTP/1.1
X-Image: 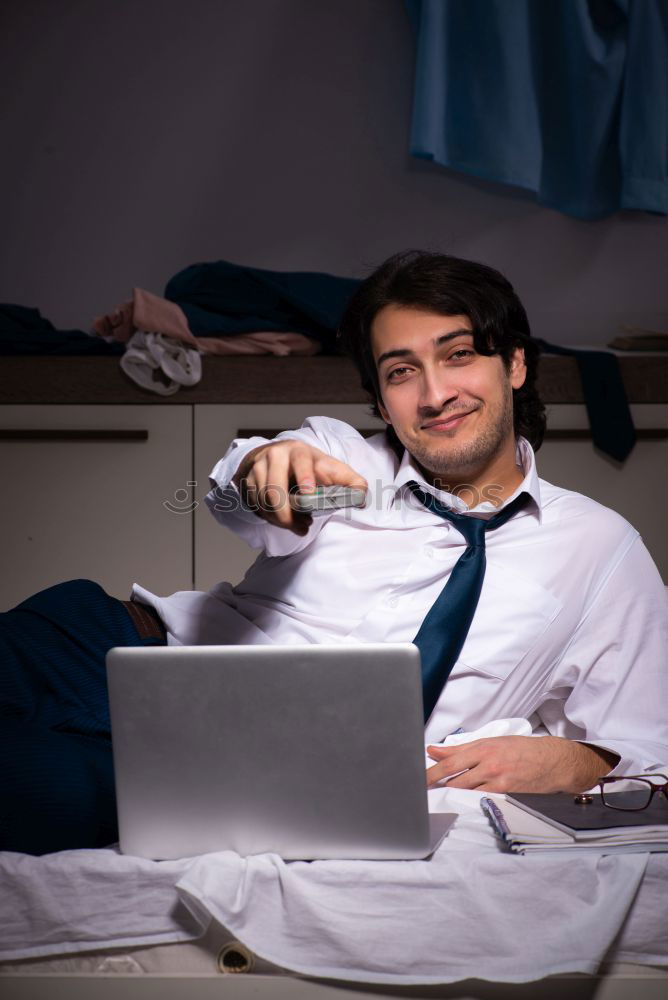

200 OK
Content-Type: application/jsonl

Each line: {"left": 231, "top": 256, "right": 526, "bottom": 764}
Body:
{"left": 393, "top": 436, "right": 542, "bottom": 521}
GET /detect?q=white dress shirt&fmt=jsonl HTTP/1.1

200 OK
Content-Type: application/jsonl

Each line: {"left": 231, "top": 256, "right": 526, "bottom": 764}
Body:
{"left": 133, "top": 416, "right": 668, "bottom": 777}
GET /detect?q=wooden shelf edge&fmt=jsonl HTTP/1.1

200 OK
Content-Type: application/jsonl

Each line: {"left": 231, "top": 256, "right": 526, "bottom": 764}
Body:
{"left": 0, "top": 354, "right": 666, "bottom": 405}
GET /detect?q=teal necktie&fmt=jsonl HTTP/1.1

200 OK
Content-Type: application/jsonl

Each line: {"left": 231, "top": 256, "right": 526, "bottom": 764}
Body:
{"left": 407, "top": 482, "right": 532, "bottom": 722}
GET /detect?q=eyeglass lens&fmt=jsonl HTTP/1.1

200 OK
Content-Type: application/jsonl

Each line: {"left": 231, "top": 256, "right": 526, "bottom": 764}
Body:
{"left": 601, "top": 779, "right": 664, "bottom": 811}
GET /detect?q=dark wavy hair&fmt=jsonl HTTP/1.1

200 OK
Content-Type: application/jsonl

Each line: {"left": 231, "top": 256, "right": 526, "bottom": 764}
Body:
{"left": 338, "top": 250, "right": 546, "bottom": 451}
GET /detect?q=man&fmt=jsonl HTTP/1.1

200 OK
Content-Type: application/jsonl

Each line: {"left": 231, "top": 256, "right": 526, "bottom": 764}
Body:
{"left": 2, "top": 251, "right": 666, "bottom": 854}
{"left": 172, "top": 249, "right": 662, "bottom": 794}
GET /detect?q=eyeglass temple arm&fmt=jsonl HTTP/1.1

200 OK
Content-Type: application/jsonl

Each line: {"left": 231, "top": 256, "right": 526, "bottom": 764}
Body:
{"left": 598, "top": 773, "right": 668, "bottom": 784}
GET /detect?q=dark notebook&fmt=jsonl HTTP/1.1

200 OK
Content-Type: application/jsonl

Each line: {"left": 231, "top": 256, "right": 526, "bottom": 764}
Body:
{"left": 507, "top": 791, "right": 668, "bottom": 833}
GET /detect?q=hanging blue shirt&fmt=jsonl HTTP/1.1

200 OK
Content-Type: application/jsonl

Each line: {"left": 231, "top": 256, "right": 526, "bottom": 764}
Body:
{"left": 406, "top": 0, "right": 668, "bottom": 219}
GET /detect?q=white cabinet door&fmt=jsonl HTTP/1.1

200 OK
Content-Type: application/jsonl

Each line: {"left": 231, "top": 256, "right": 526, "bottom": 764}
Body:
{"left": 536, "top": 404, "right": 668, "bottom": 579}
{"left": 0, "top": 405, "right": 192, "bottom": 608}
{"left": 194, "top": 405, "right": 385, "bottom": 591}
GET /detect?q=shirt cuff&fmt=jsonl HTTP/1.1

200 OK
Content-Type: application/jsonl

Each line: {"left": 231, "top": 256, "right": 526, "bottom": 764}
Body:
{"left": 574, "top": 738, "right": 668, "bottom": 780}
{"left": 206, "top": 436, "right": 273, "bottom": 528}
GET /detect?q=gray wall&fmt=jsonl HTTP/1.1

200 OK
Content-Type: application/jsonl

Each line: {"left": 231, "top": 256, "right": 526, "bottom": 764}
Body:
{"left": 1, "top": 0, "right": 666, "bottom": 345}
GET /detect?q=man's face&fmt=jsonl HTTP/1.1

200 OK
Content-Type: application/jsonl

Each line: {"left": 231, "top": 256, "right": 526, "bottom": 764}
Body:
{"left": 371, "top": 305, "right": 527, "bottom": 491}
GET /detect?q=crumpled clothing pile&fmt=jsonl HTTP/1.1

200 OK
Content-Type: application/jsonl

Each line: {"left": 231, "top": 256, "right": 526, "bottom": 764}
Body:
{"left": 93, "top": 287, "right": 319, "bottom": 395}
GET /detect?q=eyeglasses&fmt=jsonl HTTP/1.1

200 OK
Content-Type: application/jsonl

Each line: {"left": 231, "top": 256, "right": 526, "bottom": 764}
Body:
{"left": 597, "top": 773, "right": 668, "bottom": 812}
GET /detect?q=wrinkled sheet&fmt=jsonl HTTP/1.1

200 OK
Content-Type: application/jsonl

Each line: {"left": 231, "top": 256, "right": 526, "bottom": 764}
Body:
{"left": 1, "top": 789, "right": 666, "bottom": 985}
{"left": 0, "top": 849, "right": 198, "bottom": 958}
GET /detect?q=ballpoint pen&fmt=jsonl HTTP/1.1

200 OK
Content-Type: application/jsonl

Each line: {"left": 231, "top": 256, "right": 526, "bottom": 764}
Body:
{"left": 481, "top": 797, "right": 511, "bottom": 840}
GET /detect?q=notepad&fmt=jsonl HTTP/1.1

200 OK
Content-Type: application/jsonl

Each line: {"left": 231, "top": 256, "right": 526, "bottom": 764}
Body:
{"left": 482, "top": 792, "right": 668, "bottom": 855}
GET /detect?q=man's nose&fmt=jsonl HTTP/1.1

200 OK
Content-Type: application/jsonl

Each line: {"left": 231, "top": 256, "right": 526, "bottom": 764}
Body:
{"left": 418, "top": 370, "right": 459, "bottom": 412}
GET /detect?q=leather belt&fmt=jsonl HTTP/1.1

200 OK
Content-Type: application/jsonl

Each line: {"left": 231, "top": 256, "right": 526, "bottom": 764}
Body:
{"left": 122, "top": 599, "right": 167, "bottom": 642}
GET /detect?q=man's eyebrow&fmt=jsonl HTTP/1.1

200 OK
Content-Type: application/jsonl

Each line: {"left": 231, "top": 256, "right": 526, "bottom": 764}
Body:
{"left": 375, "top": 329, "right": 473, "bottom": 368}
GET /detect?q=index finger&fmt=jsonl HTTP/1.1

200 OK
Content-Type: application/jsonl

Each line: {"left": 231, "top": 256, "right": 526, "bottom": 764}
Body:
{"left": 313, "top": 455, "right": 368, "bottom": 492}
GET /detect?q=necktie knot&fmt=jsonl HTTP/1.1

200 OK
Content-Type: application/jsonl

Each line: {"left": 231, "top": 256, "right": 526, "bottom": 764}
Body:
{"left": 407, "top": 481, "right": 530, "bottom": 545}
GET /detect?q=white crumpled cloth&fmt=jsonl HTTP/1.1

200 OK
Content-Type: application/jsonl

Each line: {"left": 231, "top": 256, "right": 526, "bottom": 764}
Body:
{"left": 120, "top": 330, "right": 202, "bottom": 396}
{"left": 2, "top": 794, "right": 663, "bottom": 983}
{"left": 176, "top": 790, "right": 653, "bottom": 984}
{"left": 1, "top": 719, "right": 666, "bottom": 983}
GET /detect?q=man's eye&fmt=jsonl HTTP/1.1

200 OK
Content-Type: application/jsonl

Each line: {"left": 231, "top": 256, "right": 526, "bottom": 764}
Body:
{"left": 449, "top": 349, "right": 474, "bottom": 361}
{"left": 387, "top": 366, "right": 412, "bottom": 381}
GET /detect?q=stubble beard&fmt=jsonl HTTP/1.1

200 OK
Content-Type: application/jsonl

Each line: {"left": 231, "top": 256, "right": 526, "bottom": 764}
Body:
{"left": 405, "top": 383, "right": 515, "bottom": 485}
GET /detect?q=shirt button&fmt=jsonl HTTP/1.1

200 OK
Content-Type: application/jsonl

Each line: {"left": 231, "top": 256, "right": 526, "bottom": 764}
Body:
{"left": 388, "top": 597, "right": 398, "bottom": 608}
{"left": 424, "top": 547, "right": 434, "bottom": 559}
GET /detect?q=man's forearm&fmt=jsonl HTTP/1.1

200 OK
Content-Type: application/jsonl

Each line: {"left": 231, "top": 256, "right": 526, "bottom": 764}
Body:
{"left": 573, "top": 742, "right": 620, "bottom": 789}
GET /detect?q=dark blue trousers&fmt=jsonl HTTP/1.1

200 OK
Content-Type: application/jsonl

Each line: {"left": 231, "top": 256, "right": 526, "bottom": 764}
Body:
{"left": 0, "top": 579, "right": 165, "bottom": 855}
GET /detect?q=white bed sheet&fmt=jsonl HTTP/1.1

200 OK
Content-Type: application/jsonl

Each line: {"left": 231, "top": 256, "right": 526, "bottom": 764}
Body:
{"left": 1, "top": 789, "right": 667, "bottom": 985}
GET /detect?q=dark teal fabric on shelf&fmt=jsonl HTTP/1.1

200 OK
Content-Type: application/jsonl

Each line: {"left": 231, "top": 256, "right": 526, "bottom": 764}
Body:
{"left": 0, "top": 304, "right": 122, "bottom": 356}
{"left": 165, "top": 259, "right": 360, "bottom": 350}
{"left": 0, "top": 579, "right": 165, "bottom": 855}
{"left": 406, "top": 0, "right": 668, "bottom": 219}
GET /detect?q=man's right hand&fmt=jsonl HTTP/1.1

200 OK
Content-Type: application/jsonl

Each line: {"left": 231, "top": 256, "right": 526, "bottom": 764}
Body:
{"left": 233, "top": 439, "right": 368, "bottom": 535}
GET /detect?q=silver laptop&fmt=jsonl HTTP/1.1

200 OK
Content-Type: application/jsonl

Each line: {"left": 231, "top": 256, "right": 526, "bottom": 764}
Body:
{"left": 106, "top": 643, "right": 455, "bottom": 861}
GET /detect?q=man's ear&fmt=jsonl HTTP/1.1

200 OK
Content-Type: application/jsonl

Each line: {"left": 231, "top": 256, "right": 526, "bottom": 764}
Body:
{"left": 509, "top": 348, "right": 527, "bottom": 390}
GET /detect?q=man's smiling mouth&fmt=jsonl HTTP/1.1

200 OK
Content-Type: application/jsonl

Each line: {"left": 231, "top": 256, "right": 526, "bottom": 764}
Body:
{"left": 421, "top": 410, "right": 475, "bottom": 431}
